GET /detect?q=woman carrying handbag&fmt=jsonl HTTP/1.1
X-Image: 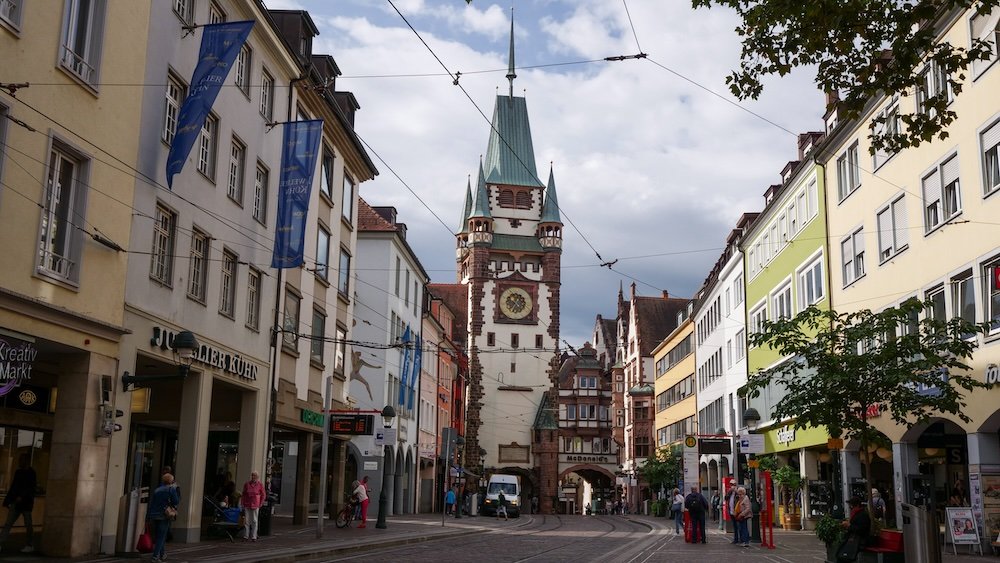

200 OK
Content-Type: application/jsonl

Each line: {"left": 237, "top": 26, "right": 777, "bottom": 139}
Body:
{"left": 146, "top": 473, "right": 181, "bottom": 563}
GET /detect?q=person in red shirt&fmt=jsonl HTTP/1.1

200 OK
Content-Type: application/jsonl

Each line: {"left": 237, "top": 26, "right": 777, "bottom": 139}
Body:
{"left": 241, "top": 471, "right": 266, "bottom": 541}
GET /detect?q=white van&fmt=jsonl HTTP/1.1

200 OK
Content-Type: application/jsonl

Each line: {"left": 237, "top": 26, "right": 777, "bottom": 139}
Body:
{"left": 483, "top": 474, "right": 521, "bottom": 517}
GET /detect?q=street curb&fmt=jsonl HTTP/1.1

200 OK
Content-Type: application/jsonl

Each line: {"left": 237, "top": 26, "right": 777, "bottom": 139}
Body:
{"left": 235, "top": 528, "right": 485, "bottom": 563}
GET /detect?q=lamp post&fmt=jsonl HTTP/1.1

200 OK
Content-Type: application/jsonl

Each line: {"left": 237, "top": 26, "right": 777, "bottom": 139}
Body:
{"left": 454, "top": 436, "right": 464, "bottom": 519}
{"left": 375, "top": 405, "right": 396, "bottom": 529}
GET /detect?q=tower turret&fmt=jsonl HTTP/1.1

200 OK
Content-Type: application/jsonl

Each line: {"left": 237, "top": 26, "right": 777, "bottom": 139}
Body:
{"left": 538, "top": 165, "right": 563, "bottom": 250}
{"left": 467, "top": 160, "right": 493, "bottom": 246}
{"left": 456, "top": 176, "right": 473, "bottom": 260}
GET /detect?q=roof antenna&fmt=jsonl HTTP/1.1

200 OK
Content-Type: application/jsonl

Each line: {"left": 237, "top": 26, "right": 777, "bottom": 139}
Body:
{"left": 506, "top": 7, "right": 516, "bottom": 102}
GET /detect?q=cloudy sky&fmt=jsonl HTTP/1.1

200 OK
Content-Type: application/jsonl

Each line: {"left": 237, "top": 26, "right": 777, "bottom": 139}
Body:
{"left": 271, "top": 0, "right": 824, "bottom": 346}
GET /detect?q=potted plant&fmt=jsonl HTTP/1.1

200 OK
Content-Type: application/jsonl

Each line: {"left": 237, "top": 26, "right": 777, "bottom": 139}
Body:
{"left": 772, "top": 464, "right": 803, "bottom": 530}
{"left": 815, "top": 514, "right": 845, "bottom": 563}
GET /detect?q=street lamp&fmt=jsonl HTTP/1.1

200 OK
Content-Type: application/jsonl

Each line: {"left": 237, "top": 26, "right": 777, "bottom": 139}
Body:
{"left": 375, "top": 405, "right": 396, "bottom": 529}
{"left": 455, "top": 436, "right": 465, "bottom": 519}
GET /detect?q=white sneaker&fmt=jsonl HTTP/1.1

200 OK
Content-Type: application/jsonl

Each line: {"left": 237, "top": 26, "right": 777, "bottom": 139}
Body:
{"left": 21, "top": 546, "right": 34, "bottom": 553}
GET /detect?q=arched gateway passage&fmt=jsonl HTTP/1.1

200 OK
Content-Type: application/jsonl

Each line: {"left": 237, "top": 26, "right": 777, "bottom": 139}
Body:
{"left": 558, "top": 465, "right": 615, "bottom": 515}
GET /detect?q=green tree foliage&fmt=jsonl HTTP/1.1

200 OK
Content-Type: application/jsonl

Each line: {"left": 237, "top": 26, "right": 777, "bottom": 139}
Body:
{"left": 691, "top": 0, "right": 1000, "bottom": 153}
{"left": 639, "top": 445, "right": 683, "bottom": 493}
{"left": 743, "top": 299, "right": 991, "bottom": 504}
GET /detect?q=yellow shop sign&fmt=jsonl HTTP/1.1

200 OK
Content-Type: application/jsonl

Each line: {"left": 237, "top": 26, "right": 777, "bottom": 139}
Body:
{"left": 763, "top": 424, "right": 829, "bottom": 452}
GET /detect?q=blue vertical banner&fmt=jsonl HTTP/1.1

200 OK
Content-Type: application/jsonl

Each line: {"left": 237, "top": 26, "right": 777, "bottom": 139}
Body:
{"left": 408, "top": 335, "right": 422, "bottom": 410}
{"left": 271, "top": 120, "right": 324, "bottom": 268}
{"left": 399, "top": 325, "right": 411, "bottom": 406}
{"left": 165, "top": 21, "right": 254, "bottom": 188}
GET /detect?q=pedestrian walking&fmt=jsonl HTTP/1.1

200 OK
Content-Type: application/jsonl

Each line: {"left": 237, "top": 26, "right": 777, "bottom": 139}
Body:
{"left": 0, "top": 455, "right": 36, "bottom": 553}
{"left": 147, "top": 473, "right": 180, "bottom": 563}
{"left": 870, "top": 488, "right": 886, "bottom": 523}
{"left": 671, "top": 488, "right": 685, "bottom": 534}
{"left": 445, "top": 485, "right": 456, "bottom": 515}
{"left": 241, "top": 471, "right": 266, "bottom": 541}
{"left": 353, "top": 478, "right": 370, "bottom": 528}
{"left": 727, "top": 487, "right": 739, "bottom": 544}
{"left": 711, "top": 491, "right": 721, "bottom": 521}
{"left": 684, "top": 486, "right": 709, "bottom": 544}
{"left": 531, "top": 495, "right": 539, "bottom": 515}
{"left": 734, "top": 486, "right": 752, "bottom": 547}
{"left": 497, "top": 490, "right": 509, "bottom": 521}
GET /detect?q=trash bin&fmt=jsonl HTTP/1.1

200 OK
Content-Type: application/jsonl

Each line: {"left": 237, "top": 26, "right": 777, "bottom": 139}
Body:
{"left": 258, "top": 497, "right": 275, "bottom": 536}
{"left": 470, "top": 493, "right": 479, "bottom": 516}
{"left": 901, "top": 503, "right": 940, "bottom": 563}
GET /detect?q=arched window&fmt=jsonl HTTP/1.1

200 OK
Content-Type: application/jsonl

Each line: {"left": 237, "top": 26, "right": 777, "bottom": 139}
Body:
{"left": 499, "top": 189, "right": 514, "bottom": 207}
{"left": 515, "top": 191, "right": 531, "bottom": 209}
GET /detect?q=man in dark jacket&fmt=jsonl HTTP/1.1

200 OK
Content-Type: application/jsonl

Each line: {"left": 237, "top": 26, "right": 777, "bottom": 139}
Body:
{"left": 0, "top": 455, "right": 36, "bottom": 553}
{"left": 685, "top": 486, "right": 710, "bottom": 544}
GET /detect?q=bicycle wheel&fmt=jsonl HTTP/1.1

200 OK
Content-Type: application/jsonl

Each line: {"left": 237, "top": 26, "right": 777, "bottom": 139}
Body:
{"left": 335, "top": 507, "right": 351, "bottom": 528}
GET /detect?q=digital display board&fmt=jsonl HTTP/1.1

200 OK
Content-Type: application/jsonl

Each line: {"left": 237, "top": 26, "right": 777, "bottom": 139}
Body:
{"left": 331, "top": 414, "right": 374, "bottom": 435}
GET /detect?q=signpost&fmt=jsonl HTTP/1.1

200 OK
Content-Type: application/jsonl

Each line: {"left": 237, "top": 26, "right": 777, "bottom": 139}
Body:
{"left": 683, "top": 435, "right": 699, "bottom": 491}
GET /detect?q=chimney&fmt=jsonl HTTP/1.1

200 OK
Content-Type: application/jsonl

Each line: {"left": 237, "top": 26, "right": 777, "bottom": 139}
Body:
{"left": 662, "top": 290, "right": 669, "bottom": 300}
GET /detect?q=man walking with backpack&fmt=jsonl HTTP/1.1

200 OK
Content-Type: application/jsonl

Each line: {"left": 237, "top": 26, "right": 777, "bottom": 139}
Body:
{"left": 685, "top": 486, "right": 709, "bottom": 544}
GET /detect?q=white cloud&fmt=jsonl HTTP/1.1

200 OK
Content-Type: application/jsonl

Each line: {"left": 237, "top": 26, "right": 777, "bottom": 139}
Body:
{"left": 302, "top": 0, "right": 824, "bottom": 345}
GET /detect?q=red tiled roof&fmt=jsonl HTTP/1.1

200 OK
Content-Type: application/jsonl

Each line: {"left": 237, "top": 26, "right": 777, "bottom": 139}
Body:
{"left": 357, "top": 197, "right": 397, "bottom": 232}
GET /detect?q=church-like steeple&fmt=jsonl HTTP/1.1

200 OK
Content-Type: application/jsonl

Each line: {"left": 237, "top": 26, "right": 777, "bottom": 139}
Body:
{"left": 506, "top": 8, "right": 516, "bottom": 100}
{"left": 458, "top": 176, "right": 473, "bottom": 233}
{"left": 470, "top": 159, "right": 492, "bottom": 219}
{"left": 541, "top": 165, "right": 562, "bottom": 224}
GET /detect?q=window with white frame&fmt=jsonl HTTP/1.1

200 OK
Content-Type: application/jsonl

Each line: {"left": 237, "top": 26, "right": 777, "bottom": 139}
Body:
{"left": 787, "top": 202, "right": 798, "bottom": 237}
{"left": 150, "top": 204, "right": 176, "bottom": 285}
{"left": 235, "top": 44, "right": 251, "bottom": 94}
{"left": 162, "top": 73, "right": 185, "bottom": 145}
{"left": 197, "top": 114, "right": 218, "bottom": 179}
{"left": 0, "top": 0, "right": 22, "bottom": 27}
{"left": 985, "top": 258, "right": 1000, "bottom": 332}
{"left": 808, "top": 179, "right": 818, "bottom": 218}
{"left": 321, "top": 148, "right": 334, "bottom": 199}
{"left": 220, "top": 249, "right": 237, "bottom": 318}
{"left": 335, "top": 326, "right": 347, "bottom": 374}
{"left": 283, "top": 289, "right": 300, "bottom": 348}
{"left": 566, "top": 404, "right": 576, "bottom": 420}
{"left": 734, "top": 275, "right": 744, "bottom": 305}
{"left": 970, "top": 8, "right": 1000, "bottom": 78}
{"left": 60, "top": 0, "right": 107, "bottom": 84}
{"left": 310, "top": 308, "right": 326, "bottom": 364}
{"left": 209, "top": 1, "right": 226, "bottom": 24}
{"left": 981, "top": 118, "right": 1000, "bottom": 196}
{"left": 187, "top": 228, "right": 209, "bottom": 301}
{"left": 837, "top": 141, "right": 861, "bottom": 200}
{"left": 876, "top": 195, "right": 909, "bottom": 262}
{"left": 772, "top": 283, "right": 793, "bottom": 320}
{"left": 926, "top": 285, "right": 946, "bottom": 322}
{"left": 916, "top": 61, "right": 952, "bottom": 117}
{"left": 734, "top": 329, "right": 745, "bottom": 361}
{"left": 259, "top": 69, "right": 274, "bottom": 120}
{"left": 316, "top": 226, "right": 330, "bottom": 281}
{"left": 796, "top": 191, "right": 807, "bottom": 230}
{"left": 952, "top": 271, "right": 976, "bottom": 326}
{"left": 39, "top": 145, "right": 87, "bottom": 283}
{"left": 841, "top": 228, "right": 865, "bottom": 285}
{"left": 338, "top": 248, "right": 351, "bottom": 295}
{"left": 246, "top": 267, "right": 261, "bottom": 330}
{"left": 872, "top": 97, "right": 901, "bottom": 169}
{"left": 923, "top": 154, "right": 961, "bottom": 231}
{"left": 342, "top": 175, "right": 355, "bottom": 223}
{"left": 227, "top": 137, "right": 246, "bottom": 203}
{"left": 798, "top": 254, "right": 824, "bottom": 309}
{"left": 173, "top": 0, "right": 193, "bottom": 23}
{"left": 749, "top": 304, "right": 767, "bottom": 337}
{"left": 253, "top": 161, "right": 268, "bottom": 224}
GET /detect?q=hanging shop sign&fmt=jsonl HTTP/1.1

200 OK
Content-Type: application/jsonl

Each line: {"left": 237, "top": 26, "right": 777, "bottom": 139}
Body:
{"left": 763, "top": 424, "right": 829, "bottom": 452}
{"left": 0, "top": 334, "right": 38, "bottom": 396}
{"left": 300, "top": 409, "right": 324, "bottom": 428}
{"left": 985, "top": 364, "right": 999, "bottom": 385}
{"left": 151, "top": 327, "right": 258, "bottom": 382}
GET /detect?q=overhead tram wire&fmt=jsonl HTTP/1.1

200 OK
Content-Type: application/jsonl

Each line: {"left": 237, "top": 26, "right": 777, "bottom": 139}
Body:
{"left": 622, "top": 0, "right": 643, "bottom": 53}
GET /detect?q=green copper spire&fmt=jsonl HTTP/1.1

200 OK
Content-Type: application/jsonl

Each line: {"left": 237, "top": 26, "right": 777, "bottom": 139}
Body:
{"left": 506, "top": 8, "right": 516, "bottom": 100}
{"left": 458, "top": 176, "right": 473, "bottom": 233}
{"left": 541, "top": 165, "right": 562, "bottom": 224}
{"left": 470, "top": 159, "right": 492, "bottom": 219}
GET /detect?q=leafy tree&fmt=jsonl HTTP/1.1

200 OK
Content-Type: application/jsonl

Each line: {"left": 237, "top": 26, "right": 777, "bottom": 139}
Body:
{"left": 743, "top": 299, "right": 990, "bottom": 509}
{"left": 639, "top": 445, "right": 683, "bottom": 495}
{"left": 691, "top": 0, "right": 1000, "bottom": 153}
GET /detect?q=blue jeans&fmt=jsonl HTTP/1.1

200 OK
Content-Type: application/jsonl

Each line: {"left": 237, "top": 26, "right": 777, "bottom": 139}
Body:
{"left": 152, "top": 518, "right": 170, "bottom": 559}
{"left": 736, "top": 518, "right": 750, "bottom": 544}
{"left": 673, "top": 509, "right": 683, "bottom": 533}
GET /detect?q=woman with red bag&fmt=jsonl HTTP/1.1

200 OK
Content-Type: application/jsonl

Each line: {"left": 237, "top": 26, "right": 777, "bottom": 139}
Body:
{"left": 146, "top": 473, "right": 180, "bottom": 563}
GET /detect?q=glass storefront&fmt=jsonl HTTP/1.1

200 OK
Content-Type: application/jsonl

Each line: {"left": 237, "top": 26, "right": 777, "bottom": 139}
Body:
{"left": 0, "top": 427, "right": 50, "bottom": 526}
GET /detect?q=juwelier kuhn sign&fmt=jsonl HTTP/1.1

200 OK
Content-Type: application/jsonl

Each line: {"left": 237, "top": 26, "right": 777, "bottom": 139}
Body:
{"left": 0, "top": 335, "right": 38, "bottom": 396}
{"left": 151, "top": 327, "right": 258, "bottom": 381}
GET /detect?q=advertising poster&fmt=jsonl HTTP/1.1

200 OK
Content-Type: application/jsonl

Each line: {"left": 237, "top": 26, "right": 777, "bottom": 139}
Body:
{"left": 946, "top": 507, "right": 981, "bottom": 546}
{"left": 982, "top": 474, "right": 1000, "bottom": 544}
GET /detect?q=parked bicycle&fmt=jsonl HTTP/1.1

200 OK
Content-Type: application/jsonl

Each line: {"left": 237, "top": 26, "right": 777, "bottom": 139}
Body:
{"left": 335, "top": 495, "right": 360, "bottom": 528}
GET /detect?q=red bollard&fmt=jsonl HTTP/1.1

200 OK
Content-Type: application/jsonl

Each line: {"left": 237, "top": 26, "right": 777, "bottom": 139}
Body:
{"left": 684, "top": 511, "right": 692, "bottom": 543}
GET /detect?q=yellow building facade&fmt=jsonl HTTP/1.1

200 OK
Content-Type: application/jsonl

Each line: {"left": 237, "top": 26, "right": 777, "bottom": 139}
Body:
{"left": 652, "top": 317, "right": 696, "bottom": 486}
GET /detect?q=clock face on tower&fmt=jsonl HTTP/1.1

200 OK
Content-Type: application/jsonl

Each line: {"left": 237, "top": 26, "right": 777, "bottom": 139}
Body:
{"left": 499, "top": 287, "right": 532, "bottom": 320}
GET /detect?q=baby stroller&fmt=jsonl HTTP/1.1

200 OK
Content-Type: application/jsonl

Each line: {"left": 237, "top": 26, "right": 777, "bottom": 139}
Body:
{"left": 203, "top": 495, "right": 243, "bottom": 541}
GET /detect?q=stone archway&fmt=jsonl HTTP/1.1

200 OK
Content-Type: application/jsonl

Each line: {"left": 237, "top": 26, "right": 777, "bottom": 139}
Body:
{"left": 558, "top": 465, "right": 616, "bottom": 515}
